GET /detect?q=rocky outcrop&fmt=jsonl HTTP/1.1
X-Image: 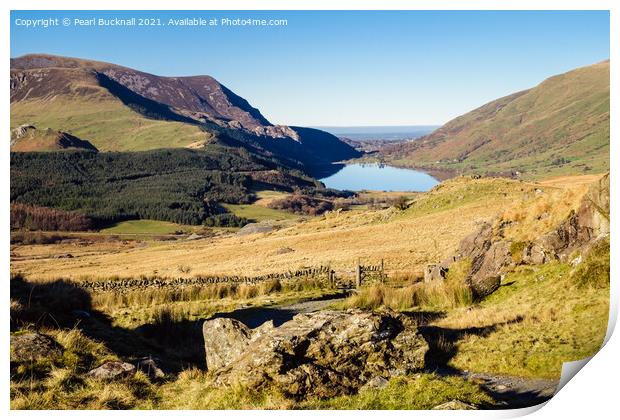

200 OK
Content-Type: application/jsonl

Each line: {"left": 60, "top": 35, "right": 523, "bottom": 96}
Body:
{"left": 425, "top": 222, "right": 511, "bottom": 298}
{"left": 236, "top": 222, "right": 274, "bottom": 236}
{"left": 203, "top": 310, "right": 428, "bottom": 399}
{"left": 10, "top": 124, "right": 98, "bottom": 152}
{"left": 522, "top": 173, "right": 610, "bottom": 264}
{"left": 10, "top": 332, "right": 62, "bottom": 362}
{"left": 425, "top": 174, "right": 610, "bottom": 299}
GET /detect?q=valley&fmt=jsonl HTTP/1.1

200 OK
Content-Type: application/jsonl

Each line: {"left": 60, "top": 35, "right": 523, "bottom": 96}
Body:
{"left": 9, "top": 53, "right": 610, "bottom": 410}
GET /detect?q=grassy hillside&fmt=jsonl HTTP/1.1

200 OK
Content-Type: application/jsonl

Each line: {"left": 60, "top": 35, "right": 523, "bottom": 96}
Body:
{"left": 382, "top": 61, "right": 609, "bottom": 179}
{"left": 11, "top": 97, "right": 206, "bottom": 151}
{"left": 99, "top": 220, "right": 196, "bottom": 235}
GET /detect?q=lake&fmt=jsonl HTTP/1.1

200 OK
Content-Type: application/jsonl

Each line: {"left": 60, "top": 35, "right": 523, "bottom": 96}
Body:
{"left": 319, "top": 163, "right": 439, "bottom": 192}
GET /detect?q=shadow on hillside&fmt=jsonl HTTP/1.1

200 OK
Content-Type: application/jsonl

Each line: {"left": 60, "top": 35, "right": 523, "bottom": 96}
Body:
{"left": 401, "top": 310, "right": 446, "bottom": 325}
{"left": 10, "top": 275, "right": 205, "bottom": 372}
{"left": 417, "top": 315, "right": 555, "bottom": 409}
{"left": 214, "top": 306, "right": 298, "bottom": 328}
{"left": 419, "top": 316, "right": 524, "bottom": 373}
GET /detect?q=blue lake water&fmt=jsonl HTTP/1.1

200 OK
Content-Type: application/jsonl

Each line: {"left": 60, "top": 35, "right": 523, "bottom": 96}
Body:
{"left": 319, "top": 163, "right": 439, "bottom": 192}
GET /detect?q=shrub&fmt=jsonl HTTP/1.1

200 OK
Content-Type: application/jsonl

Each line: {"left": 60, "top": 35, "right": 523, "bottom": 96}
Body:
{"left": 203, "top": 213, "right": 248, "bottom": 227}
{"left": 10, "top": 231, "right": 69, "bottom": 245}
{"left": 390, "top": 195, "right": 410, "bottom": 210}
{"left": 509, "top": 241, "right": 528, "bottom": 263}
{"left": 267, "top": 194, "right": 333, "bottom": 216}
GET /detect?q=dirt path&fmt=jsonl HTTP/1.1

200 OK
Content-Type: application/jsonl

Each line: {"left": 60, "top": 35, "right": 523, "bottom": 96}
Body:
{"left": 458, "top": 370, "right": 558, "bottom": 409}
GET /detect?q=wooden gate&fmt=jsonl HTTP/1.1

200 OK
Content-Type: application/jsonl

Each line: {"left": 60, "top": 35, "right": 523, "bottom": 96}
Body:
{"left": 355, "top": 258, "right": 386, "bottom": 287}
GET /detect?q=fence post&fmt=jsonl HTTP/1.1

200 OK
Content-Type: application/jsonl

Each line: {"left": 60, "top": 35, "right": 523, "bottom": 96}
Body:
{"left": 381, "top": 259, "right": 385, "bottom": 283}
{"left": 356, "top": 258, "right": 362, "bottom": 288}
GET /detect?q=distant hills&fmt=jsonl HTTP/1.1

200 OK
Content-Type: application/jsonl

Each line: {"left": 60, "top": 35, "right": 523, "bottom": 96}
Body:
{"left": 10, "top": 54, "right": 360, "bottom": 168}
{"left": 381, "top": 60, "right": 610, "bottom": 179}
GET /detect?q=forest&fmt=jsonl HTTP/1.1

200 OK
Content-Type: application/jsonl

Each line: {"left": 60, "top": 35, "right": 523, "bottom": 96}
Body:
{"left": 10, "top": 146, "right": 321, "bottom": 227}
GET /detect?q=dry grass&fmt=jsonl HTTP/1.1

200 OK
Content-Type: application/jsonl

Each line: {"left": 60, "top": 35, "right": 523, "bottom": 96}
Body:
{"left": 433, "top": 260, "right": 609, "bottom": 379}
{"left": 10, "top": 327, "right": 157, "bottom": 410}
{"left": 10, "top": 177, "right": 541, "bottom": 281}
{"left": 340, "top": 259, "right": 473, "bottom": 311}
{"left": 498, "top": 180, "right": 592, "bottom": 242}
{"left": 151, "top": 370, "right": 492, "bottom": 410}
{"left": 87, "top": 278, "right": 331, "bottom": 329}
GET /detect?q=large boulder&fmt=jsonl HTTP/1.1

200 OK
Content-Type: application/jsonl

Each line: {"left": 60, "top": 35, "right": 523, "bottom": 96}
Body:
{"left": 203, "top": 310, "right": 428, "bottom": 399}
{"left": 10, "top": 332, "right": 62, "bottom": 362}
{"left": 203, "top": 318, "right": 254, "bottom": 371}
{"left": 456, "top": 222, "right": 512, "bottom": 298}
{"left": 468, "top": 239, "right": 512, "bottom": 297}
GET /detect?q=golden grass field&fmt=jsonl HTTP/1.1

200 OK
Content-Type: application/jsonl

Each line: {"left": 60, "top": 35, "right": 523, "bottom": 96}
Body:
{"left": 10, "top": 173, "right": 609, "bottom": 409}
{"left": 10, "top": 175, "right": 598, "bottom": 282}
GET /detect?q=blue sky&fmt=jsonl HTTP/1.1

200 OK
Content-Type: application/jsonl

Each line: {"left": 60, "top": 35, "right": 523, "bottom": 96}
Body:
{"left": 11, "top": 10, "right": 609, "bottom": 126}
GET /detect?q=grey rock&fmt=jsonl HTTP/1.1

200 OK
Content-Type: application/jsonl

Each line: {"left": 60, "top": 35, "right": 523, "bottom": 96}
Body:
{"left": 424, "top": 256, "right": 455, "bottom": 282}
{"left": 360, "top": 376, "right": 389, "bottom": 391}
{"left": 86, "top": 361, "right": 136, "bottom": 380}
{"left": 236, "top": 223, "right": 274, "bottom": 236}
{"left": 432, "top": 400, "right": 478, "bottom": 410}
{"left": 204, "top": 310, "right": 428, "bottom": 399}
{"left": 186, "top": 233, "right": 203, "bottom": 241}
{"left": 456, "top": 222, "right": 511, "bottom": 298}
{"left": 203, "top": 318, "right": 253, "bottom": 371}
{"left": 10, "top": 332, "right": 62, "bottom": 362}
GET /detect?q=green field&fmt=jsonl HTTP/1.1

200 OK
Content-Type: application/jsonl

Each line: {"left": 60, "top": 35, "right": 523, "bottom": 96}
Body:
{"left": 99, "top": 220, "right": 195, "bottom": 235}
{"left": 222, "top": 203, "right": 299, "bottom": 222}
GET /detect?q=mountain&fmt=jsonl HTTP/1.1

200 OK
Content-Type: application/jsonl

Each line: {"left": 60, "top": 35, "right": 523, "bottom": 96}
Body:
{"left": 381, "top": 60, "right": 609, "bottom": 179}
{"left": 10, "top": 54, "right": 360, "bottom": 167}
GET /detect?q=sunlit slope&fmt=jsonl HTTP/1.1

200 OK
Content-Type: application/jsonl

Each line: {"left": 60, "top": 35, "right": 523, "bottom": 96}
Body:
{"left": 11, "top": 175, "right": 596, "bottom": 281}
{"left": 10, "top": 67, "right": 206, "bottom": 151}
{"left": 385, "top": 61, "right": 609, "bottom": 179}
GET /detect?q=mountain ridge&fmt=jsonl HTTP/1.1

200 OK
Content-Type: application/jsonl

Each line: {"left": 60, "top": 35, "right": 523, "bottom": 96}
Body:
{"left": 10, "top": 53, "right": 360, "bottom": 167}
